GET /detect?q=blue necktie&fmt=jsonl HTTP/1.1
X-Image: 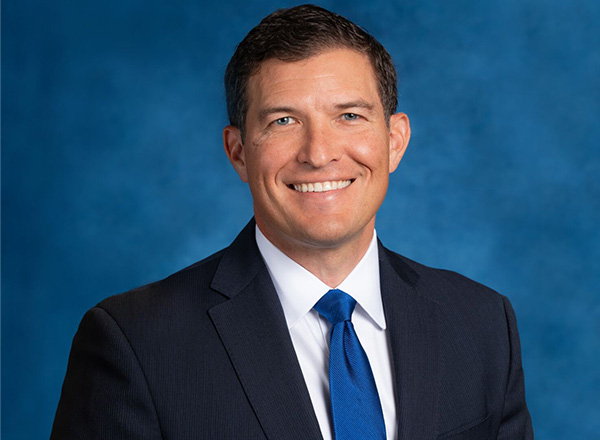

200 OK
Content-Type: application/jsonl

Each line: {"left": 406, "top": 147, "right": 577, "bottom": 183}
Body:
{"left": 314, "top": 289, "right": 387, "bottom": 440}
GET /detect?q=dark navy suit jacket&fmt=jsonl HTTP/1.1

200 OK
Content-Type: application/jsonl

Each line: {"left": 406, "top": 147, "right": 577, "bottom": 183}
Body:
{"left": 51, "top": 220, "right": 533, "bottom": 439}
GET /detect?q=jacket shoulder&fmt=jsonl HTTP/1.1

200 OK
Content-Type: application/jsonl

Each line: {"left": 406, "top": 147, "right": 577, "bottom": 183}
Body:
{"left": 97, "top": 248, "right": 227, "bottom": 323}
{"left": 381, "top": 246, "right": 507, "bottom": 310}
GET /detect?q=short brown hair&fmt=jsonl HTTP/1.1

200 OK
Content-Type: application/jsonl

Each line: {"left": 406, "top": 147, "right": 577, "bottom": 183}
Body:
{"left": 224, "top": 4, "right": 398, "bottom": 135}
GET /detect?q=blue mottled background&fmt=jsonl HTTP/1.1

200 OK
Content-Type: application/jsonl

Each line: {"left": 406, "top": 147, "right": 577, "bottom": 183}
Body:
{"left": 2, "top": 0, "right": 599, "bottom": 438}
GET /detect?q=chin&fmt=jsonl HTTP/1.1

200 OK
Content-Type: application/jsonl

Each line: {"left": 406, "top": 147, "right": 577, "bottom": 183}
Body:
{"left": 294, "top": 222, "right": 366, "bottom": 249}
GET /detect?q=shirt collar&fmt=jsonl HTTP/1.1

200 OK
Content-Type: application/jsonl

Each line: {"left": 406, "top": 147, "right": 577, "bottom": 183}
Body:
{"left": 255, "top": 226, "right": 386, "bottom": 330}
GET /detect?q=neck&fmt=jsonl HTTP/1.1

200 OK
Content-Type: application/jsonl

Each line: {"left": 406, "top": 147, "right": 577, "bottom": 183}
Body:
{"left": 259, "top": 224, "right": 375, "bottom": 288}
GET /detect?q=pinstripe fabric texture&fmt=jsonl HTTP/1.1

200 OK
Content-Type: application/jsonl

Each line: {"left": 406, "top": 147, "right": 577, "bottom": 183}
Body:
{"left": 51, "top": 220, "right": 533, "bottom": 439}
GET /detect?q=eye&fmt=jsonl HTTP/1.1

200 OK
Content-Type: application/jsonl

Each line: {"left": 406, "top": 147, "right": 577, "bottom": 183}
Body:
{"left": 342, "top": 113, "right": 360, "bottom": 121}
{"left": 274, "top": 116, "right": 293, "bottom": 126}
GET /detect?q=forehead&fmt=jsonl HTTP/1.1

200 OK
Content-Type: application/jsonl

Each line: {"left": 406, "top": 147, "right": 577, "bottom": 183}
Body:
{"left": 247, "top": 49, "right": 381, "bottom": 110}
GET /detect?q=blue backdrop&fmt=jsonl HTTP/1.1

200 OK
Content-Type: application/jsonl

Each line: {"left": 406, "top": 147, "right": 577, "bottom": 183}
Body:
{"left": 3, "top": 1, "right": 599, "bottom": 438}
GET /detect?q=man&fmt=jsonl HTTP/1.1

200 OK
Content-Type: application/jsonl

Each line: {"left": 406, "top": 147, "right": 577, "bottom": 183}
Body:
{"left": 52, "top": 5, "right": 533, "bottom": 440}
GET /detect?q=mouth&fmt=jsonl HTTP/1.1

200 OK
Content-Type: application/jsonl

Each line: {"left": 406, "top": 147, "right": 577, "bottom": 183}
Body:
{"left": 289, "top": 179, "right": 353, "bottom": 193}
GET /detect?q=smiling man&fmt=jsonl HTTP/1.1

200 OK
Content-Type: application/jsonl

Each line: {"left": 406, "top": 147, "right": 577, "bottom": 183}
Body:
{"left": 224, "top": 48, "right": 409, "bottom": 287}
{"left": 52, "top": 5, "right": 533, "bottom": 440}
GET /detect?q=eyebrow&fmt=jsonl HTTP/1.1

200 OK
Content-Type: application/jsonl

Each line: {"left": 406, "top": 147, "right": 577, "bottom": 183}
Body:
{"left": 333, "top": 100, "right": 375, "bottom": 112}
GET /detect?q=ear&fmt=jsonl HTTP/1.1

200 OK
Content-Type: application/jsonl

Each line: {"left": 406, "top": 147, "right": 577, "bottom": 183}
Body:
{"left": 223, "top": 125, "right": 249, "bottom": 183}
{"left": 388, "top": 112, "right": 411, "bottom": 173}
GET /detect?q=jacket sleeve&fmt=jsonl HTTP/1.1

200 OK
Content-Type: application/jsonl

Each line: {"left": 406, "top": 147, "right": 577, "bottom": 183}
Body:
{"left": 50, "top": 307, "right": 162, "bottom": 440}
{"left": 497, "top": 297, "right": 534, "bottom": 439}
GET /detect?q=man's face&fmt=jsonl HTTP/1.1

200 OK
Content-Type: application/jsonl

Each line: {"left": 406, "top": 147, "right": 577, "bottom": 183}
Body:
{"left": 224, "top": 48, "right": 410, "bottom": 258}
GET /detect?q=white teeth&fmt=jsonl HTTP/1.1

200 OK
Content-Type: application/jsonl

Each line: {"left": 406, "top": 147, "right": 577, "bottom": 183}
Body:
{"left": 292, "top": 180, "right": 352, "bottom": 193}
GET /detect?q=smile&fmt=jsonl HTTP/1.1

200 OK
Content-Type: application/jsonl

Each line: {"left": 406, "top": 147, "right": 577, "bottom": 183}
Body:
{"left": 291, "top": 180, "right": 352, "bottom": 193}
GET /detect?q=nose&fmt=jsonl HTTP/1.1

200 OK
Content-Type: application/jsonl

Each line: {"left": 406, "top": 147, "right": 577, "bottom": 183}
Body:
{"left": 296, "top": 121, "right": 342, "bottom": 168}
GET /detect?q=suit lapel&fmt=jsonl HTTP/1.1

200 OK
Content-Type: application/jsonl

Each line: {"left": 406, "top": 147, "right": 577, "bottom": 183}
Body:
{"left": 208, "top": 220, "right": 323, "bottom": 440}
{"left": 379, "top": 243, "right": 441, "bottom": 440}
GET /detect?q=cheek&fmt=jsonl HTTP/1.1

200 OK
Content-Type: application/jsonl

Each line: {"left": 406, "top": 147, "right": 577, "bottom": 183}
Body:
{"left": 349, "top": 133, "right": 390, "bottom": 168}
{"left": 246, "top": 143, "right": 295, "bottom": 185}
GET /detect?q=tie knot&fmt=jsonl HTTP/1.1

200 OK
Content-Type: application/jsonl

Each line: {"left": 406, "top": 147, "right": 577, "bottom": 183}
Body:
{"left": 314, "top": 289, "right": 357, "bottom": 325}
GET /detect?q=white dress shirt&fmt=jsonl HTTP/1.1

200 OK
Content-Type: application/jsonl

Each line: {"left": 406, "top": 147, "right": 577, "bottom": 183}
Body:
{"left": 256, "top": 226, "right": 397, "bottom": 440}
